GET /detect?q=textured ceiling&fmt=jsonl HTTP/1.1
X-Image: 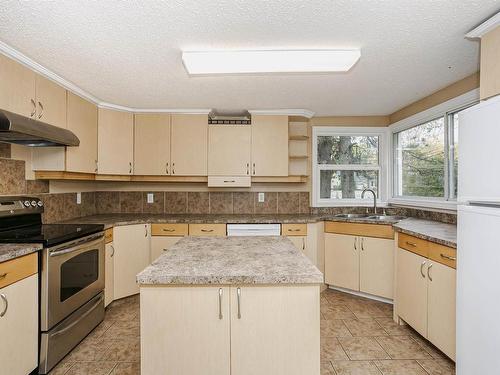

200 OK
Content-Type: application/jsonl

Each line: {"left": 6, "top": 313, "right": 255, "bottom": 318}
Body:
{"left": 0, "top": 0, "right": 497, "bottom": 116}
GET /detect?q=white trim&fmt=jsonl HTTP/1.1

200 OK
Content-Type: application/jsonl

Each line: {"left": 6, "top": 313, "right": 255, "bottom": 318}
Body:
{"left": 465, "top": 11, "right": 500, "bottom": 39}
{"left": 248, "top": 109, "right": 315, "bottom": 118}
{"left": 98, "top": 102, "right": 212, "bottom": 114}
{"left": 328, "top": 286, "right": 393, "bottom": 304}
{"left": 388, "top": 198, "right": 457, "bottom": 211}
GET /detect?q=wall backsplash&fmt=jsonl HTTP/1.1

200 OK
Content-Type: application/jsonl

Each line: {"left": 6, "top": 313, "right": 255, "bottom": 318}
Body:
{"left": 0, "top": 142, "right": 456, "bottom": 225}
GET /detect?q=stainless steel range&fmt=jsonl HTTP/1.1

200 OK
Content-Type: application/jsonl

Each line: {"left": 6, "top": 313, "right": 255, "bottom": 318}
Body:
{"left": 0, "top": 196, "right": 105, "bottom": 374}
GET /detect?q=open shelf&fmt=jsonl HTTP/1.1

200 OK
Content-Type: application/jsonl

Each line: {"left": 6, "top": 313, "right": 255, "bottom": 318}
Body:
{"left": 289, "top": 135, "right": 309, "bottom": 141}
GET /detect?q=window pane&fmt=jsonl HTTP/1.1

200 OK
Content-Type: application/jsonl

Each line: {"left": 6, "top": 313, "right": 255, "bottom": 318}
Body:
{"left": 320, "top": 170, "right": 378, "bottom": 199}
{"left": 452, "top": 113, "right": 459, "bottom": 198}
{"left": 317, "top": 136, "right": 378, "bottom": 165}
{"left": 396, "top": 118, "right": 445, "bottom": 197}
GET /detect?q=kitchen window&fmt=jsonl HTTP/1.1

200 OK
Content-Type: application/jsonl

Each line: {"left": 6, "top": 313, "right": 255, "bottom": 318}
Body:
{"left": 312, "top": 128, "right": 388, "bottom": 206}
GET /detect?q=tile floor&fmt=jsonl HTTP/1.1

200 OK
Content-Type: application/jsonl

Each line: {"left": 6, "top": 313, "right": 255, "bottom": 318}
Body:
{"left": 49, "top": 289, "right": 455, "bottom": 375}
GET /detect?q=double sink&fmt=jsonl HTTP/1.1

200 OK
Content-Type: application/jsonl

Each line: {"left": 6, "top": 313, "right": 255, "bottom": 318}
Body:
{"left": 333, "top": 213, "right": 406, "bottom": 222}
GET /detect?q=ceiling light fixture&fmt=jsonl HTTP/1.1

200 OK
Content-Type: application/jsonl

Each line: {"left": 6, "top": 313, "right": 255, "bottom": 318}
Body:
{"left": 181, "top": 49, "right": 361, "bottom": 75}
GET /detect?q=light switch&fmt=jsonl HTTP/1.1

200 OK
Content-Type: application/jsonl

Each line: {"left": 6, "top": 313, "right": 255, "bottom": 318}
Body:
{"left": 76, "top": 192, "right": 81, "bottom": 205}
{"left": 258, "top": 192, "right": 265, "bottom": 203}
{"left": 147, "top": 193, "right": 154, "bottom": 204}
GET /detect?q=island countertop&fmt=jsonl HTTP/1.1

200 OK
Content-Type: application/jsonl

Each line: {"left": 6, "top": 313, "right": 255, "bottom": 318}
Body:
{"left": 137, "top": 236, "right": 324, "bottom": 285}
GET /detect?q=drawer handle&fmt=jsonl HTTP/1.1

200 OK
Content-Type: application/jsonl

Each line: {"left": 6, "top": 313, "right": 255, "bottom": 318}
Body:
{"left": 361, "top": 237, "right": 365, "bottom": 251}
{"left": 237, "top": 287, "right": 242, "bottom": 319}
{"left": 288, "top": 229, "right": 301, "bottom": 232}
{"left": 420, "top": 261, "right": 426, "bottom": 278}
{"left": 201, "top": 229, "right": 214, "bottom": 232}
{"left": 162, "top": 228, "right": 176, "bottom": 232}
{"left": 440, "top": 253, "right": 456, "bottom": 261}
{"left": 0, "top": 294, "right": 7, "bottom": 317}
{"left": 0, "top": 273, "right": 7, "bottom": 280}
{"left": 218, "top": 288, "right": 223, "bottom": 320}
{"left": 427, "top": 263, "right": 433, "bottom": 281}
{"left": 406, "top": 241, "right": 417, "bottom": 247}
{"left": 223, "top": 180, "right": 236, "bottom": 183}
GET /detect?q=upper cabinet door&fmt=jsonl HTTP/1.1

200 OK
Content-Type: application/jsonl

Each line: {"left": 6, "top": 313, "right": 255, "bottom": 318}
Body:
{"left": 66, "top": 93, "right": 98, "bottom": 173}
{"left": 0, "top": 54, "right": 36, "bottom": 118}
{"left": 98, "top": 108, "right": 134, "bottom": 175}
{"left": 171, "top": 114, "right": 207, "bottom": 176}
{"left": 134, "top": 114, "right": 171, "bottom": 175}
{"left": 251, "top": 115, "right": 288, "bottom": 176}
{"left": 35, "top": 74, "right": 67, "bottom": 128}
{"left": 208, "top": 125, "right": 251, "bottom": 176}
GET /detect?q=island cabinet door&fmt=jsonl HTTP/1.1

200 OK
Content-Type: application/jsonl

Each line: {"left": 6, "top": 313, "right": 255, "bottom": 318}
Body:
{"left": 230, "top": 285, "right": 320, "bottom": 375}
{"left": 141, "top": 286, "right": 231, "bottom": 375}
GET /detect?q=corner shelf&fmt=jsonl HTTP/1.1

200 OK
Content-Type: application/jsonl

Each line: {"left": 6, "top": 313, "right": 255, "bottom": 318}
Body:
{"left": 289, "top": 135, "right": 309, "bottom": 141}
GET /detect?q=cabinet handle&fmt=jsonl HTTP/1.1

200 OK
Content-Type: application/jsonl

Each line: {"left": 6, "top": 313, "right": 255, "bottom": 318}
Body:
{"left": 95, "top": 160, "right": 98, "bottom": 173}
{"left": 0, "top": 272, "right": 7, "bottom": 280}
{"left": 163, "top": 248, "right": 169, "bottom": 252}
{"left": 354, "top": 237, "right": 357, "bottom": 251}
{"left": 427, "top": 263, "right": 433, "bottom": 281}
{"left": 361, "top": 238, "right": 365, "bottom": 251}
{"left": 223, "top": 180, "right": 236, "bottom": 183}
{"left": 145, "top": 225, "right": 148, "bottom": 237}
{"left": 165, "top": 162, "right": 169, "bottom": 174}
{"left": 406, "top": 241, "right": 417, "bottom": 247}
{"left": 288, "top": 229, "right": 301, "bottom": 232}
{"left": 162, "top": 228, "right": 175, "bottom": 232}
{"left": 172, "top": 162, "right": 175, "bottom": 175}
{"left": 237, "top": 287, "right": 242, "bottom": 319}
{"left": 420, "top": 261, "right": 426, "bottom": 278}
{"left": 252, "top": 163, "right": 256, "bottom": 175}
{"left": 37, "top": 101, "right": 44, "bottom": 119}
{"left": 218, "top": 288, "right": 223, "bottom": 319}
{"left": 0, "top": 294, "right": 7, "bottom": 317}
{"left": 246, "top": 163, "right": 249, "bottom": 175}
{"left": 129, "top": 162, "right": 132, "bottom": 174}
{"left": 110, "top": 245, "right": 114, "bottom": 257}
{"left": 201, "top": 229, "right": 214, "bottom": 232}
{"left": 30, "top": 98, "right": 36, "bottom": 117}
{"left": 302, "top": 238, "right": 305, "bottom": 251}
{"left": 440, "top": 253, "right": 456, "bottom": 261}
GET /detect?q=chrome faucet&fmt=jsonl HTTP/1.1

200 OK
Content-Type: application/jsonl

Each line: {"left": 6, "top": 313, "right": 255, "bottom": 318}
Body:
{"left": 361, "top": 188, "right": 377, "bottom": 214}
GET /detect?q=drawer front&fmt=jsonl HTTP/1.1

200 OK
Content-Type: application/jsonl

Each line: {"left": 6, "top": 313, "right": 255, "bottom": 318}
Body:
{"left": 324, "top": 221, "right": 393, "bottom": 239}
{"left": 152, "top": 223, "right": 189, "bottom": 237}
{"left": 0, "top": 253, "right": 38, "bottom": 289}
{"left": 428, "top": 243, "right": 457, "bottom": 269}
{"left": 398, "top": 233, "right": 429, "bottom": 258}
{"left": 282, "top": 223, "right": 307, "bottom": 236}
{"left": 207, "top": 176, "right": 251, "bottom": 187}
{"left": 104, "top": 228, "right": 113, "bottom": 244}
{"left": 189, "top": 224, "right": 226, "bottom": 236}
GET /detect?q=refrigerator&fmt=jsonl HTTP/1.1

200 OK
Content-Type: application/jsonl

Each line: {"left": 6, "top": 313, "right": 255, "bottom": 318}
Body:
{"left": 457, "top": 94, "right": 500, "bottom": 375}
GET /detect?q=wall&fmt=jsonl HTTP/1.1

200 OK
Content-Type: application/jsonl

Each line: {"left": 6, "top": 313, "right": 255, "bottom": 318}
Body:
{"left": 480, "top": 26, "right": 500, "bottom": 100}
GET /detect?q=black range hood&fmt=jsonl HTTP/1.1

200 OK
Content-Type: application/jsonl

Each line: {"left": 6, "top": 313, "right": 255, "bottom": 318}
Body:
{"left": 0, "top": 109, "right": 79, "bottom": 147}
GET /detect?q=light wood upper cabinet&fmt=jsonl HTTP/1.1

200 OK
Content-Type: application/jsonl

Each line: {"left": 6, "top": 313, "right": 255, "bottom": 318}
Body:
{"left": 208, "top": 124, "right": 251, "bottom": 176}
{"left": 171, "top": 114, "right": 208, "bottom": 176}
{"left": 0, "top": 53, "right": 36, "bottom": 118}
{"left": 35, "top": 74, "right": 67, "bottom": 128}
{"left": 134, "top": 114, "right": 171, "bottom": 175}
{"left": 251, "top": 115, "right": 288, "bottom": 176}
{"left": 65, "top": 92, "right": 98, "bottom": 173}
{"left": 480, "top": 26, "right": 500, "bottom": 100}
{"left": 396, "top": 248, "right": 429, "bottom": 337}
{"left": 359, "top": 237, "right": 394, "bottom": 299}
{"left": 325, "top": 233, "right": 359, "bottom": 291}
{"left": 98, "top": 108, "right": 134, "bottom": 175}
{"left": 427, "top": 261, "right": 456, "bottom": 360}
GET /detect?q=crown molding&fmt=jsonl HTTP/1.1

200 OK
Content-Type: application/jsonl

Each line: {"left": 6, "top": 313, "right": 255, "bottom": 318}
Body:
{"left": 465, "top": 11, "right": 500, "bottom": 39}
{"left": 98, "top": 102, "right": 211, "bottom": 114}
{"left": 248, "top": 109, "right": 315, "bottom": 118}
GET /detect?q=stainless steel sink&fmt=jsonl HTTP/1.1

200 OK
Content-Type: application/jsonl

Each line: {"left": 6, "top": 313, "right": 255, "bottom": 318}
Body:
{"left": 366, "top": 215, "right": 406, "bottom": 221}
{"left": 334, "top": 214, "right": 369, "bottom": 219}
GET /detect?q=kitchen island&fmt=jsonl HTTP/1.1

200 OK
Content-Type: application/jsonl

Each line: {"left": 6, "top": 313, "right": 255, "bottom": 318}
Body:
{"left": 137, "top": 236, "right": 323, "bottom": 375}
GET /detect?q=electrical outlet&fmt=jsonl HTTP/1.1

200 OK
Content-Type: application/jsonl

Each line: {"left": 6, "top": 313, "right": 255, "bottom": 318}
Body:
{"left": 258, "top": 192, "right": 265, "bottom": 203}
{"left": 76, "top": 192, "right": 81, "bottom": 205}
{"left": 147, "top": 193, "right": 154, "bottom": 204}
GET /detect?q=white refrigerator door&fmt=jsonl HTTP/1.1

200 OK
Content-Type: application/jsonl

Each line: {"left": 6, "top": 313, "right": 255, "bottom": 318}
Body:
{"left": 458, "top": 95, "right": 500, "bottom": 203}
{"left": 457, "top": 205, "right": 500, "bottom": 375}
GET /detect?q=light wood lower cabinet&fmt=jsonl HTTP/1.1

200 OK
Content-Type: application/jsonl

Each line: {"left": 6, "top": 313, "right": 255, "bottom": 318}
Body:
{"left": 113, "top": 224, "right": 150, "bottom": 299}
{"left": 325, "top": 233, "right": 394, "bottom": 299}
{"left": 104, "top": 242, "right": 114, "bottom": 307}
{"left": 0, "top": 274, "right": 38, "bottom": 375}
{"left": 189, "top": 223, "right": 226, "bottom": 236}
{"left": 151, "top": 236, "right": 183, "bottom": 262}
{"left": 288, "top": 236, "right": 307, "bottom": 253}
{"left": 141, "top": 285, "right": 320, "bottom": 375}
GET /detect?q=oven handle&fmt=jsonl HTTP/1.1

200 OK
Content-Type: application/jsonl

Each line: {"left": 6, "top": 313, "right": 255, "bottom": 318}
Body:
{"left": 49, "top": 233, "right": 104, "bottom": 257}
{"left": 50, "top": 294, "right": 103, "bottom": 338}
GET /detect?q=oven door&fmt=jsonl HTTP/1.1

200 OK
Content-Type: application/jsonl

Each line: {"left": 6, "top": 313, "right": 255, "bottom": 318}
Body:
{"left": 41, "top": 232, "right": 104, "bottom": 331}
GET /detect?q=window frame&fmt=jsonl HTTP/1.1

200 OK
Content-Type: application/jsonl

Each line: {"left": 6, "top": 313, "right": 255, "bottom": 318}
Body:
{"left": 389, "top": 89, "right": 479, "bottom": 209}
{"left": 312, "top": 126, "right": 389, "bottom": 207}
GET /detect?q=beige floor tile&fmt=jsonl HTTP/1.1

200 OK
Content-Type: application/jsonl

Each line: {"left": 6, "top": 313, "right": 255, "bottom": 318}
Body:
{"left": 322, "top": 361, "right": 336, "bottom": 375}
{"left": 97, "top": 338, "right": 141, "bottom": 362}
{"left": 346, "top": 300, "right": 388, "bottom": 319}
{"left": 104, "top": 304, "right": 138, "bottom": 322}
{"left": 375, "top": 317, "right": 415, "bottom": 336}
{"left": 376, "top": 303, "right": 393, "bottom": 317}
{"left": 109, "top": 362, "right": 141, "bottom": 375}
{"left": 410, "top": 335, "right": 449, "bottom": 360}
{"left": 374, "top": 360, "right": 428, "bottom": 375}
{"left": 338, "top": 337, "right": 390, "bottom": 360}
{"left": 417, "top": 359, "right": 455, "bottom": 375}
{"left": 102, "top": 320, "right": 140, "bottom": 339}
{"left": 324, "top": 290, "right": 362, "bottom": 304}
{"left": 375, "top": 336, "right": 432, "bottom": 360}
{"left": 322, "top": 319, "right": 353, "bottom": 337}
{"left": 48, "top": 357, "right": 75, "bottom": 375}
{"left": 64, "top": 361, "right": 117, "bottom": 375}
{"left": 86, "top": 320, "right": 116, "bottom": 340}
{"left": 66, "top": 338, "right": 111, "bottom": 362}
{"left": 321, "top": 337, "right": 349, "bottom": 361}
{"left": 343, "top": 318, "right": 387, "bottom": 337}
{"left": 323, "top": 304, "right": 358, "bottom": 320}
{"left": 332, "top": 360, "right": 382, "bottom": 375}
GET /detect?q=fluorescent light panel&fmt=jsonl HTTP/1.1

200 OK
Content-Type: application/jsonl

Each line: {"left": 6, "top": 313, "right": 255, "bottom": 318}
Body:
{"left": 182, "top": 49, "right": 360, "bottom": 75}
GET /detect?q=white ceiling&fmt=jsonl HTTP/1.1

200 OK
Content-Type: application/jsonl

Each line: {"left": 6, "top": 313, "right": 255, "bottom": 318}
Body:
{"left": 0, "top": 1, "right": 497, "bottom": 116}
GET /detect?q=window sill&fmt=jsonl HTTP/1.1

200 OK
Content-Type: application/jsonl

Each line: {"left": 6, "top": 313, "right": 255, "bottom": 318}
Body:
{"left": 313, "top": 200, "right": 389, "bottom": 208}
{"left": 388, "top": 198, "right": 457, "bottom": 211}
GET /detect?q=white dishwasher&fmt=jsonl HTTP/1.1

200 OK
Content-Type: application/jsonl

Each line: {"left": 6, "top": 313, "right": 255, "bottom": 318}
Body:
{"left": 226, "top": 223, "right": 281, "bottom": 236}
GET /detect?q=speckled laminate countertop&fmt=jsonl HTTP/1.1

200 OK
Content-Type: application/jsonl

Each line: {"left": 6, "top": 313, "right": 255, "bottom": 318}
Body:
{"left": 0, "top": 243, "right": 42, "bottom": 263}
{"left": 393, "top": 218, "right": 457, "bottom": 248}
{"left": 137, "top": 236, "right": 324, "bottom": 285}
